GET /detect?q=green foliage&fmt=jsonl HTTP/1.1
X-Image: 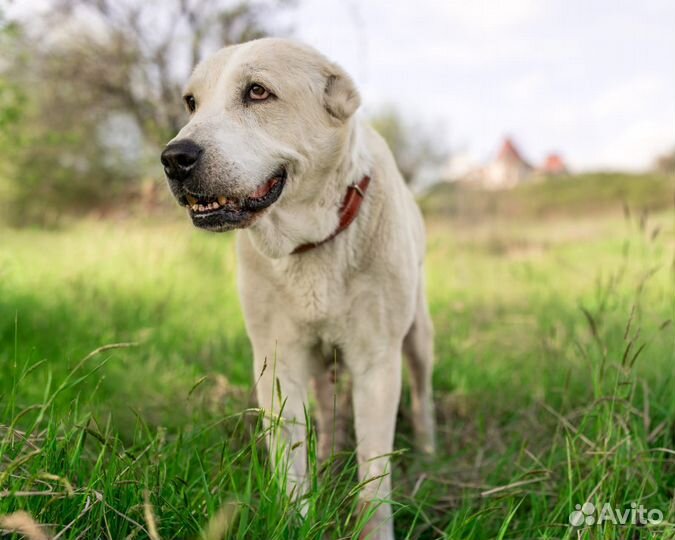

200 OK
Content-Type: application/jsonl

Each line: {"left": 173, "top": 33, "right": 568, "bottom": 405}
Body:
{"left": 0, "top": 1, "right": 295, "bottom": 226}
{"left": 0, "top": 20, "right": 25, "bottom": 142}
{"left": 370, "top": 106, "right": 447, "bottom": 186}
{"left": 655, "top": 147, "right": 675, "bottom": 175}
{"left": 0, "top": 19, "right": 136, "bottom": 226}
{"left": 1, "top": 204, "right": 675, "bottom": 538}
{"left": 0, "top": 77, "right": 24, "bottom": 199}
{"left": 0, "top": 79, "right": 23, "bottom": 131}
{"left": 422, "top": 172, "right": 675, "bottom": 220}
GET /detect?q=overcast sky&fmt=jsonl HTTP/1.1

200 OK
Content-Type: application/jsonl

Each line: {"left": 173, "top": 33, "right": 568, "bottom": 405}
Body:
{"left": 293, "top": 0, "right": 675, "bottom": 171}
{"left": 8, "top": 0, "right": 675, "bottom": 171}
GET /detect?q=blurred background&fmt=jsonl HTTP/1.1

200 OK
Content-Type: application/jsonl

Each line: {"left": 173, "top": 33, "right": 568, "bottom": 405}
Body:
{"left": 1, "top": 0, "right": 673, "bottom": 225}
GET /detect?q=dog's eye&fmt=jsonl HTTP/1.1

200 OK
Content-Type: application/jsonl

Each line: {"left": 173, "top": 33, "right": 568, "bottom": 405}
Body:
{"left": 184, "top": 95, "right": 196, "bottom": 113}
{"left": 247, "top": 84, "right": 270, "bottom": 101}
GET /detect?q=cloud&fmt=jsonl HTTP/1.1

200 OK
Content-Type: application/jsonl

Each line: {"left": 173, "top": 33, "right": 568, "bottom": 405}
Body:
{"left": 592, "top": 120, "right": 675, "bottom": 171}
{"left": 434, "top": 0, "right": 544, "bottom": 30}
{"left": 590, "top": 77, "right": 668, "bottom": 120}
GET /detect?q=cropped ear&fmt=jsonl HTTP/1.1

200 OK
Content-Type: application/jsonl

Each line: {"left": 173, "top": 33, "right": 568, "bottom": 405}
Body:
{"left": 323, "top": 63, "right": 361, "bottom": 121}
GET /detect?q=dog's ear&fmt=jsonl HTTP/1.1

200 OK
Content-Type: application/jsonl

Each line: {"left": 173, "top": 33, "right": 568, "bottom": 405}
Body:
{"left": 323, "top": 63, "right": 361, "bottom": 121}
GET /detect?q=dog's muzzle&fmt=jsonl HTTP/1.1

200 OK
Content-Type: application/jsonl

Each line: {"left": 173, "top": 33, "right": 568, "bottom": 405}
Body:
{"left": 161, "top": 140, "right": 287, "bottom": 232}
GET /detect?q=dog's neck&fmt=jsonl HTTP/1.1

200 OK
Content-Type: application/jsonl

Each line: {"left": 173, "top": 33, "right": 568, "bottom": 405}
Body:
{"left": 245, "top": 119, "right": 373, "bottom": 259}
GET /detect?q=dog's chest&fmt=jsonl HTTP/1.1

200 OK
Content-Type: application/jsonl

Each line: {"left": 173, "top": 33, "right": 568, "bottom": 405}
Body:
{"left": 273, "top": 257, "right": 347, "bottom": 324}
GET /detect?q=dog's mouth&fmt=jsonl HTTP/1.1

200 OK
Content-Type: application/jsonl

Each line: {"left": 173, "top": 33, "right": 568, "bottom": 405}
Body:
{"left": 177, "top": 169, "right": 286, "bottom": 231}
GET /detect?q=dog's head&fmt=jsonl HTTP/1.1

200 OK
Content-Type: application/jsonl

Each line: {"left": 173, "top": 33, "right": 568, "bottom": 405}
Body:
{"left": 161, "top": 38, "right": 361, "bottom": 232}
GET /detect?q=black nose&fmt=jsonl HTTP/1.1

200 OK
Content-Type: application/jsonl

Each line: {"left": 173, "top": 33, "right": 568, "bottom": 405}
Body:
{"left": 161, "top": 139, "right": 203, "bottom": 181}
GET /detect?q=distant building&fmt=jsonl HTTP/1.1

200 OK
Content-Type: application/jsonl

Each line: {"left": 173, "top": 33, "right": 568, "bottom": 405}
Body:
{"left": 540, "top": 153, "right": 568, "bottom": 176}
{"left": 480, "top": 138, "right": 534, "bottom": 188}
{"left": 439, "top": 137, "right": 570, "bottom": 189}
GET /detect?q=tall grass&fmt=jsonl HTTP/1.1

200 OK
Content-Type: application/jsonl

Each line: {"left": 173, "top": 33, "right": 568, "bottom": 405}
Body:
{"left": 1, "top": 206, "right": 674, "bottom": 538}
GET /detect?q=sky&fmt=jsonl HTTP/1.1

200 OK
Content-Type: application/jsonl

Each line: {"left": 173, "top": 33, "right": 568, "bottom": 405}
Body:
{"left": 7, "top": 0, "right": 675, "bottom": 172}
{"left": 292, "top": 0, "right": 675, "bottom": 171}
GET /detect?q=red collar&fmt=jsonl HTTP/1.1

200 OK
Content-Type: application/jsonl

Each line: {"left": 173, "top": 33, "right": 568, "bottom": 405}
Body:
{"left": 292, "top": 175, "right": 371, "bottom": 255}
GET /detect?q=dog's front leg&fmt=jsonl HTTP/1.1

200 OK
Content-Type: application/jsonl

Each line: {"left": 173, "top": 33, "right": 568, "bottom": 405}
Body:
{"left": 253, "top": 341, "right": 312, "bottom": 500}
{"left": 346, "top": 346, "right": 402, "bottom": 540}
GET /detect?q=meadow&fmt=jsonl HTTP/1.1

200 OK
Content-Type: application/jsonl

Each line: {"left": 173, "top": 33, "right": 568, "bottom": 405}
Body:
{"left": 1, "top": 179, "right": 675, "bottom": 539}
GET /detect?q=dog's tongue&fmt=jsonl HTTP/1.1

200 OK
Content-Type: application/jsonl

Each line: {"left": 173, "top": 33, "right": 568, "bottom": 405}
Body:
{"left": 250, "top": 177, "right": 278, "bottom": 199}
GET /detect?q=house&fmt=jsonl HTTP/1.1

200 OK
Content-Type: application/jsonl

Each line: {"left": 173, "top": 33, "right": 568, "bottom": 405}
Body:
{"left": 440, "top": 137, "right": 570, "bottom": 189}
{"left": 480, "top": 137, "right": 534, "bottom": 189}
{"left": 540, "top": 153, "right": 568, "bottom": 175}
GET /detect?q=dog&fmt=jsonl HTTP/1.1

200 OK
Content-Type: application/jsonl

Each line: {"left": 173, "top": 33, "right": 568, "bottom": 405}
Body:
{"left": 161, "top": 38, "right": 435, "bottom": 540}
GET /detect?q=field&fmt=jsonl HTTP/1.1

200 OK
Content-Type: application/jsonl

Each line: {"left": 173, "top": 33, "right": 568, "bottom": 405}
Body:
{"left": 1, "top": 181, "right": 675, "bottom": 539}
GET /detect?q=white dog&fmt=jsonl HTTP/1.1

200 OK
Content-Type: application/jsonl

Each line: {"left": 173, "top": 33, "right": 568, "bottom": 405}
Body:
{"left": 161, "top": 38, "right": 435, "bottom": 540}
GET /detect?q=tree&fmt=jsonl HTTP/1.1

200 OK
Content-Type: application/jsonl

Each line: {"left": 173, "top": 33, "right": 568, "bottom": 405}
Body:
{"left": 0, "top": 13, "right": 27, "bottom": 218}
{"left": 655, "top": 147, "right": 675, "bottom": 175}
{"left": 370, "top": 105, "right": 448, "bottom": 188}
{"left": 36, "top": 0, "right": 295, "bottom": 145}
{"left": 1, "top": 0, "right": 295, "bottom": 224}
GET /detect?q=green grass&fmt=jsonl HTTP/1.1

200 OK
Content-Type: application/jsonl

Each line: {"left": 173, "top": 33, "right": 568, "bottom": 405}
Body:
{"left": 1, "top": 199, "right": 675, "bottom": 539}
{"left": 421, "top": 172, "right": 675, "bottom": 221}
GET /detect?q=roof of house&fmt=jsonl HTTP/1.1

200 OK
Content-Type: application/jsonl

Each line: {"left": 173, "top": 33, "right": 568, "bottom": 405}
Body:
{"left": 542, "top": 153, "right": 567, "bottom": 173}
{"left": 497, "top": 137, "right": 531, "bottom": 167}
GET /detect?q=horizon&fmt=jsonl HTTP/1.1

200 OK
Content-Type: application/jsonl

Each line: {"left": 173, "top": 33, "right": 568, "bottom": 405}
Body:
{"left": 9, "top": 0, "right": 675, "bottom": 173}
{"left": 294, "top": 0, "right": 675, "bottom": 172}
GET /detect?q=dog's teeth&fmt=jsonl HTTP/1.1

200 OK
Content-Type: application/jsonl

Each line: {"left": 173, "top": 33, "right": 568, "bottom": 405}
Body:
{"left": 218, "top": 196, "right": 227, "bottom": 205}
{"left": 198, "top": 204, "right": 205, "bottom": 211}
{"left": 191, "top": 204, "right": 198, "bottom": 211}
{"left": 212, "top": 201, "right": 220, "bottom": 209}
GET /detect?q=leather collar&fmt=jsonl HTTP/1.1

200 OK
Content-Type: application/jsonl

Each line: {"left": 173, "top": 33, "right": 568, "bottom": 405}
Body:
{"left": 291, "top": 175, "right": 371, "bottom": 255}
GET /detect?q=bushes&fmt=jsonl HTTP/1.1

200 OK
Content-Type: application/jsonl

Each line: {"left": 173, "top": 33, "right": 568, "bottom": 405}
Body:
{"left": 421, "top": 172, "right": 675, "bottom": 221}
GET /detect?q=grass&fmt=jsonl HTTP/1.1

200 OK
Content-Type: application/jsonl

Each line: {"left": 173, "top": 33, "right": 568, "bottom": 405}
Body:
{"left": 1, "top": 190, "right": 675, "bottom": 538}
{"left": 421, "top": 172, "right": 675, "bottom": 221}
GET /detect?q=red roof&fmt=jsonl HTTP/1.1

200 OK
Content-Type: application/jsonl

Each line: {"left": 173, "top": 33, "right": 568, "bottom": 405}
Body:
{"left": 498, "top": 137, "right": 527, "bottom": 163}
{"left": 542, "top": 153, "right": 567, "bottom": 173}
